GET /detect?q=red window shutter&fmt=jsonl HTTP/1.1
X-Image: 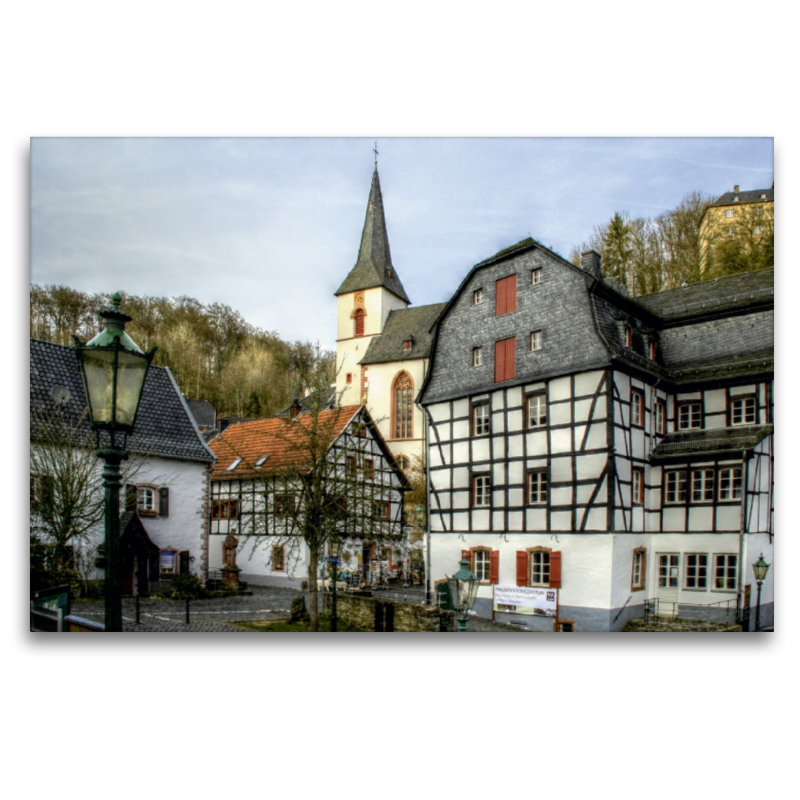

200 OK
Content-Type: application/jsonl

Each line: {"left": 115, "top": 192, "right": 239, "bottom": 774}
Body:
{"left": 495, "top": 277, "right": 505, "bottom": 315}
{"left": 495, "top": 339, "right": 506, "bottom": 383}
{"left": 354, "top": 309, "right": 365, "bottom": 336}
{"left": 505, "top": 337, "right": 516, "bottom": 380}
{"left": 507, "top": 274, "right": 517, "bottom": 313}
{"left": 516, "top": 551, "right": 528, "bottom": 586}
{"left": 495, "top": 275, "right": 516, "bottom": 316}
{"left": 461, "top": 549, "right": 471, "bottom": 567}
{"left": 489, "top": 551, "right": 500, "bottom": 584}
{"left": 549, "top": 551, "right": 562, "bottom": 588}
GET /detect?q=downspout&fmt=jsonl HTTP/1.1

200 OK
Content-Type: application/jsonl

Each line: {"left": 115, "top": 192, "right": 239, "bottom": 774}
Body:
{"left": 423, "top": 405, "right": 434, "bottom": 606}
{"left": 737, "top": 450, "right": 751, "bottom": 621}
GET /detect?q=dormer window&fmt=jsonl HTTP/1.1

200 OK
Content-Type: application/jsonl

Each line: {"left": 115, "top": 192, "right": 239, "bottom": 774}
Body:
{"left": 403, "top": 339, "right": 412, "bottom": 351}
{"left": 760, "top": 193, "right": 767, "bottom": 200}
{"left": 255, "top": 455, "right": 269, "bottom": 467}
{"left": 226, "top": 458, "right": 242, "bottom": 471}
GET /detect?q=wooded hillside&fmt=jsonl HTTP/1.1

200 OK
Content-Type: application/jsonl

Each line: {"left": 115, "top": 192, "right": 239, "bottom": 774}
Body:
{"left": 29, "top": 285, "right": 335, "bottom": 419}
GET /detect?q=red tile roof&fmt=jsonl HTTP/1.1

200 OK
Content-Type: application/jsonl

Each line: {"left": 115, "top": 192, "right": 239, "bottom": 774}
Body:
{"left": 209, "top": 405, "right": 363, "bottom": 481}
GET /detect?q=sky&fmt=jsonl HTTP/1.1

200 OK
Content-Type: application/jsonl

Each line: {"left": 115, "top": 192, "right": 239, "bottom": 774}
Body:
{"left": 30, "top": 136, "right": 773, "bottom": 352}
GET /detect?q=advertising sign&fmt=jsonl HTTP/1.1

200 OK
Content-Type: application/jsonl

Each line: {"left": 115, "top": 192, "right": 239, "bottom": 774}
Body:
{"left": 493, "top": 585, "right": 557, "bottom": 617}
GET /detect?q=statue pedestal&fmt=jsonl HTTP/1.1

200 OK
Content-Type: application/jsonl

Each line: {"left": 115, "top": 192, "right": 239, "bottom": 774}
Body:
{"left": 221, "top": 565, "right": 241, "bottom": 591}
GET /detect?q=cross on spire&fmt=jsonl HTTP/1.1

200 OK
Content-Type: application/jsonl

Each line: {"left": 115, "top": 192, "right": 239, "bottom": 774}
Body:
{"left": 373, "top": 140, "right": 379, "bottom": 167}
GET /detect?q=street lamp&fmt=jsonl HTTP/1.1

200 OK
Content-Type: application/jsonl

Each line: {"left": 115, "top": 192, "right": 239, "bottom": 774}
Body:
{"left": 74, "top": 292, "right": 155, "bottom": 632}
{"left": 329, "top": 534, "right": 345, "bottom": 632}
{"left": 447, "top": 558, "right": 480, "bottom": 632}
{"left": 752, "top": 553, "right": 771, "bottom": 632}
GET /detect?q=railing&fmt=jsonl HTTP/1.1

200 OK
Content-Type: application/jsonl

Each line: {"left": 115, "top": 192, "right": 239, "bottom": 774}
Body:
{"left": 642, "top": 597, "right": 739, "bottom": 630}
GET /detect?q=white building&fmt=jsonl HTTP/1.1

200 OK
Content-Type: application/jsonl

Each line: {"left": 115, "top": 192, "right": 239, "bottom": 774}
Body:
{"left": 418, "top": 242, "right": 774, "bottom": 631}
{"left": 207, "top": 404, "right": 409, "bottom": 587}
{"left": 30, "top": 338, "right": 217, "bottom": 594}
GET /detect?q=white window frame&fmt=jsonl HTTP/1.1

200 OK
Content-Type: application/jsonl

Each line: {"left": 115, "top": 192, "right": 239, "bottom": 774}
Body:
{"left": 665, "top": 470, "right": 687, "bottom": 504}
{"left": 473, "top": 550, "right": 491, "bottom": 582}
{"left": 530, "top": 330, "right": 542, "bottom": 351}
{"left": 725, "top": 208, "right": 736, "bottom": 219}
{"left": 527, "top": 471, "right": 548, "bottom": 505}
{"left": 473, "top": 403, "right": 490, "bottom": 436}
{"left": 472, "top": 288, "right": 483, "bottom": 305}
{"left": 655, "top": 400, "right": 666, "bottom": 434}
{"left": 691, "top": 469, "right": 715, "bottom": 503}
{"left": 631, "top": 389, "right": 644, "bottom": 427}
{"left": 713, "top": 554, "right": 737, "bottom": 591}
{"left": 718, "top": 467, "right": 742, "bottom": 501}
{"left": 530, "top": 268, "right": 542, "bottom": 285}
{"left": 658, "top": 554, "right": 679, "bottom": 588}
{"left": 530, "top": 551, "right": 550, "bottom": 586}
{"left": 678, "top": 402, "right": 702, "bottom": 430}
{"left": 473, "top": 475, "right": 491, "bottom": 507}
{"left": 632, "top": 469, "right": 644, "bottom": 505}
{"left": 731, "top": 396, "right": 756, "bottom": 425}
{"left": 685, "top": 553, "right": 708, "bottom": 589}
{"left": 527, "top": 393, "right": 547, "bottom": 428}
{"left": 472, "top": 346, "right": 483, "bottom": 367}
{"left": 137, "top": 486, "right": 157, "bottom": 514}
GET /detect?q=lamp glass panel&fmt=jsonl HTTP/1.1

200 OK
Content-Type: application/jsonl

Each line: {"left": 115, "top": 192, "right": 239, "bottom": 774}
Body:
{"left": 81, "top": 349, "right": 117, "bottom": 423}
{"left": 115, "top": 349, "right": 149, "bottom": 426}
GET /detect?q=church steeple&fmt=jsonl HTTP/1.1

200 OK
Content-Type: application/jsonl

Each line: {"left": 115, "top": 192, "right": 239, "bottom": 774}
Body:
{"left": 335, "top": 167, "right": 411, "bottom": 303}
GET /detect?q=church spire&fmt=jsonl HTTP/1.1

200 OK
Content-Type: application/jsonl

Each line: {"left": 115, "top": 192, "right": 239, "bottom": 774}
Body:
{"left": 334, "top": 166, "right": 410, "bottom": 303}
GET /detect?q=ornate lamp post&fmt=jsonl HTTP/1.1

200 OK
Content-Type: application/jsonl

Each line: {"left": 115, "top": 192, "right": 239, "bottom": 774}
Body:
{"left": 447, "top": 558, "right": 480, "bottom": 632}
{"left": 752, "top": 553, "right": 770, "bottom": 632}
{"left": 74, "top": 293, "right": 155, "bottom": 632}
{"left": 329, "top": 534, "right": 345, "bottom": 632}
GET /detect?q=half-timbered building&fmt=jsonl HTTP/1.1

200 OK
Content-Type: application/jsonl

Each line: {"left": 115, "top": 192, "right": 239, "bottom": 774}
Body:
{"left": 418, "top": 239, "right": 774, "bottom": 631}
{"left": 207, "top": 404, "right": 410, "bottom": 587}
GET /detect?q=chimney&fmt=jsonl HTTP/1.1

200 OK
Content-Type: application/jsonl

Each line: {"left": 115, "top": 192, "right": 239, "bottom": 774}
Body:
{"left": 289, "top": 398, "right": 302, "bottom": 420}
{"left": 581, "top": 250, "right": 603, "bottom": 281}
{"left": 734, "top": 185, "right": 739, "bottom": 193}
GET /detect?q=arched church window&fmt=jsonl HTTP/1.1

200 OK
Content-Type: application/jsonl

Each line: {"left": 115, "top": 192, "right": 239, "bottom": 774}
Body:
{"left": 393, "top": 372, "right": 413, "bottom": 440}
{"left": 354, "top": 309, "right": 365, "bottom": 337}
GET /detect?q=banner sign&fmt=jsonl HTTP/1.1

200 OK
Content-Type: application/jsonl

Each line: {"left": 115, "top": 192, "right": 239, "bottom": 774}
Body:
{"left": 493, "top": 585, "right": 557, "bottom": 617}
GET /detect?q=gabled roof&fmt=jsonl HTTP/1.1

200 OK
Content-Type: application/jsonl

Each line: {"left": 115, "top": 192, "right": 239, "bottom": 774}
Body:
{"left": 334, "top": 168, "right": 410, "bottom": 303}
{"left": 186, "top": 399, "right": 216, "bottom": 429}
{"left": 30, "top": 338, "right": 216, "bottom": 463}
{"left": 273, "top": 386, "right": 337, "bottom": 417}
{"left": 650, "top": 425, "right": 773, "bottom": 462}
{"left": 360, "top": 303, "right": 447, "bottom": 365}
{"left": 709, "top": 187, "right": 774, "bottom": 208}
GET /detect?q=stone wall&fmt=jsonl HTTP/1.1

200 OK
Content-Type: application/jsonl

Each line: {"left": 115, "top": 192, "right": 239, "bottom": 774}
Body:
{"left": 324, "top": 592, "right": 453, "bottom": 632}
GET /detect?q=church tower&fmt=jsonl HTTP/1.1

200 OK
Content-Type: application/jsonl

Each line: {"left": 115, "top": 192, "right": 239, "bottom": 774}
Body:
{"left": 335, "top": 167, "right": 410, "bottom": 407}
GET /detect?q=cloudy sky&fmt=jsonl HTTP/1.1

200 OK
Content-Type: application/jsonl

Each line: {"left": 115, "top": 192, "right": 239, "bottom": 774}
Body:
{"left": 30, "top": 137, "right": 773, "bottom": 352}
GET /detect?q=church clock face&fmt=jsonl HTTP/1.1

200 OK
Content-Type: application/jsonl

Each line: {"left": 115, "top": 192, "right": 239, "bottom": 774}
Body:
{"left": 355, "top": 292, "right": 364, "bottom": 306}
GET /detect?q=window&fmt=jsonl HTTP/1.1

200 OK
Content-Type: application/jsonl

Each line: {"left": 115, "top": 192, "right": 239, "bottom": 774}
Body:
{"left": 138, "top": 486, "right": 156, "bottom": 514}
{"left": 473, "top": 475, "right": 491, "bottom": 507}
{"left": 354, "top": 423, "right": 367, "bottom": 438}
{"left": 631, "top": 389, "right": 644, "bottom": 427}
{"left": 658, "top": 554, "right": 679, "bottom": 588}
{"left": 530, "top": 551, "right": 550, "bottom": 586}
{"left": 726, "top": 227, "right": 735, "bottom": 238}
{"left": 631, "top": 548, "right": 646, "bottom": 591}
{"left": 346, "top": 373, "right": 353, "bottom": 385}
{"left": 625, "top": 327, "right": 633, "bottom": 348}
{"left": 632, "top": 469, "right": 644, "bottom": 505}
{"left": 373, "top": 501, "right": 390, "bottom": 521}
{"left": 685, "top": 554, "right": 708, "bottom": 589}
{"left": 354, "top": 308, "right": 365, "bottom": 337}
{"left": 31, "top": 473, "right": 55, "bottom": 515}
{"left": 271, "top": 545, "right": 285, "bottom": 572}
{"left": 655, "top": 400, "right": 666, "bottom": 434}
{"left": 719, "top": 467, "right": 742, "bottom": 501}
{"left": 714, "top": 554, "right": 737, "bottom": 590}
{"left": 274, "top": 494, "right": 295, "bottom": 517}
{"left": 754, "top": 225, "right": 763, "bottom": 236}
{"left": 530, "top": 268, "right": 542, "bottom": 285}
{"left": 649, "top": 341, "right": 657, "bottom": 360}
{"left": 362, "top": 458, "right": 374, "bottom": 478}
{"left": 381, "top": 546, "right": 393, "bottom": 567}
{"left": 396, "top": 455, "right": 410, "bottom": 472}
{"left": 473, "top": 550, "right": 491, "bottom": 582}
{"left": 527, "top": 471, "right": 548, "bottom": 505}
{"left": 665, "top": 470, "right": 687, "bottom": 504}
{"left": 691, "top": 469, "right": 714, "bottom": 502}
{"left": 725, "top": 208, "right": 736, "bottom": 218}
{"left": 160, "top": 550, "right": 177, "bottom": 576}
{"left": 472, "top": 403, "right": 490, "bottom": 436}
{"left": 403, "top": 339, "right": 412, "bottom": 351}
{"left": 472, "top": 288, "right": 483, "bottom": 305}
{"left": 731, "top": 396, "right": 756, "bottom": 425}
{"left": 472, "top": 346, "right": 483, "bottom": 367}
{"left": 345, "top": 456, "right": 357, "bottom": 477}
{"left": 226, "top": 458, "right": 242, "bottom": 471}
{"left": 678, "top": 402, "right": 702, "bottom": 430}
{"left": 495, "top": 274, "right": 517, "bottom": 316}
{"left": 494, "top": 337, "right": 516, "bottom": 382}
{"left": 211, "top": 499, "right": 239, "bottom": 519}
{"left": 392, "top": 371, "right": 413, "bottom": 439}
{"left": 527, "top": 393, "right": 547, "bottom": 427}
{"left": 529, "top": 330, "right": 542, "bottom": 351}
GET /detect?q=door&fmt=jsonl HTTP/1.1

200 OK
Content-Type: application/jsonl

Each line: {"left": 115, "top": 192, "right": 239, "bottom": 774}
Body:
{"left": 656, "top": 553, "right": 680, "bottom": 617}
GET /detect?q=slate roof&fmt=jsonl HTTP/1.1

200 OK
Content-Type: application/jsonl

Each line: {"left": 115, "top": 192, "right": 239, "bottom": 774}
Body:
{"left": 273, "top": 386, "right": 337, "bottom": 418}
{"left": 334, "top": 168, "right": 410, "bottom": 303}
{"left": 650, "top": 425, "right": 773, "bottom": 462}
{"left": 186, "top": 399, "right": 216, "bottom": 429}
{"left": 30, "top": 338, "right": 215, "bottom": 463}
{"left": 709, "top": 187, "right": 774, "bottom": 208}
{"left": 636, "top": 267, "right": 774, "bottom": 321}
{"left": 360, "top": 303, "right": 447, "bottom": 365}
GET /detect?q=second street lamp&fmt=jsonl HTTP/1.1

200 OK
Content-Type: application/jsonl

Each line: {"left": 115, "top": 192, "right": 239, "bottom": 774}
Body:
{"left": 447, "top": 558, "right": 480, "bottom": 632}
{"left": 74, "top": 292, "right": 155, "bottom": 632}
{"left": 752, "top": 553, "right": 771, "bottom": 632}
